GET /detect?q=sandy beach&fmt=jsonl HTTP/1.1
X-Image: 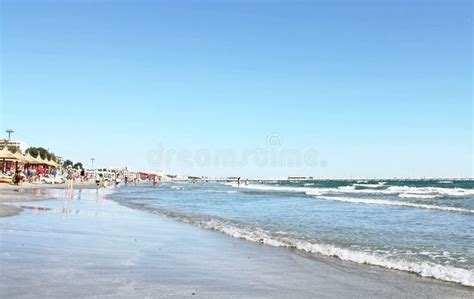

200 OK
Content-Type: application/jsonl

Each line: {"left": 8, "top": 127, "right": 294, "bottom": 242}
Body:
{"left": 0, "top": 187, "right": 472, "bottom": 298}
{"left": 0, "top": 182, "right": 96, "bottom": 217}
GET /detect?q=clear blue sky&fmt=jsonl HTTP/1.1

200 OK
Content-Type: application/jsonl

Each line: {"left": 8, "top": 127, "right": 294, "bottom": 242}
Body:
{"left": 1, "top": 0, "right": 472, "bottom": 178}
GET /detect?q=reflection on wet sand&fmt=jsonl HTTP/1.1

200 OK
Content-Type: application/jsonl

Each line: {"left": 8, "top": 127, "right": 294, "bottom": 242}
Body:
{"left": 14, "top": 189, "right": 109, "bottom": 217}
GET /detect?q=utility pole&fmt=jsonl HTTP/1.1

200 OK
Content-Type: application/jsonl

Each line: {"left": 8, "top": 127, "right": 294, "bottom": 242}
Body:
{"left": 91, "top": 158, "right": 95, "bottom": 169}
{"left": 6, "top": 129, "right": 14, "bottom": 140}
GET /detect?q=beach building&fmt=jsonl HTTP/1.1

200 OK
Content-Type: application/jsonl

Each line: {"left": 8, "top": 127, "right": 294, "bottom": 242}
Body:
{"left": 288, "top": 176, "right": 313, "bottom": 180}
{"left": 0, "top": 140, "right": 28, "bottom": 154}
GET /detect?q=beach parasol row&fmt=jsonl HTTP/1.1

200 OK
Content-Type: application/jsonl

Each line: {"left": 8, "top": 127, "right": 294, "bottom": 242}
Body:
{"left": 0, "top": 148, "right": 60, "bottom": 168}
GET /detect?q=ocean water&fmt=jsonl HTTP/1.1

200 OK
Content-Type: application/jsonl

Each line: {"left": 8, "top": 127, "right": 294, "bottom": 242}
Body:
{"left": 109, "top": 179, "right": 474, "bottom": 286}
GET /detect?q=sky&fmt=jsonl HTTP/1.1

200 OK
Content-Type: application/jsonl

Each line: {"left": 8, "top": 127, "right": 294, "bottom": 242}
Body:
{"left": 0, "top": 0, "right": 472, "bottom": 178}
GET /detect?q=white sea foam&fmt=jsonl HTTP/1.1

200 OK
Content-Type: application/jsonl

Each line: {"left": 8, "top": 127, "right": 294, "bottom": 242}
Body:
{"left": 316, "top": 196, "right": 474, "bottom": 214}
{"left": 225, "top": 183, "right": 328, "bottom": 195}
{"left": 202, "top": 190, "right": 237, "bottom": 194}
{"left": 398, "top": 193, "right": 440, "bottom": 199}
{"left": 225, "top": 183, "right": 474, "bottom": 199}
{"left": 386, "top": 186, "right": 474, "bottom": 197}
{"left": 227, "top": 183, "right": 327, "bottom": 194}
{"left": 146, "top": 208, "right": 474, "bottom": 287}
{"left": 224, "top": 183, "right": 473, "bottom": 213}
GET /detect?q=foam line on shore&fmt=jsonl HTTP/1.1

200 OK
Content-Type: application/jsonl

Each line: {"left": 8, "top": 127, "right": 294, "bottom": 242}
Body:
{"left": 314, "top": 196, "right": 474, "bottom": 214}
{"left": 225, "top": 183, "right": 474, "bottom": 200}
{"left": 119, "top": 201, "right": 474, "bottom": 287}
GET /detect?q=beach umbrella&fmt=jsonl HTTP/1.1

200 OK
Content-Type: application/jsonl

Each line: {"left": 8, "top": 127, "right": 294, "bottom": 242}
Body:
{"left": 12, "top": 151, "right": 27, "bottom": 171}
{"left": 0, "top": 147, "right": 17, "bottom": 173}
{"left": 0, "top": 148, "right": 29, "bottom": 173}
{"left": 24, "top": 152, "right": 39, "bottom": 164}
{"left": 36, "top": 155, "right": 48, "bottom": 165}
{"left": 13, "top": 151, "right": 27, "bottom": 163}
{"left": 0, "top": 147, "right": 17, "bottom": 160}
{"left": 45, "top": 158, "right": 59, "bottom": 168}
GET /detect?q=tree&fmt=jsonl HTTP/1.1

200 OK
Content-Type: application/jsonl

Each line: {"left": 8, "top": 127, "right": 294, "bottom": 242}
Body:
{"left": 63, "top": 160, "right": 73, "bottom": 168}
{"left": 26, "top": 147, "right": 58, "bottom": 161}
{"left": 27, "top": 147, "right": 39, "bottom": 158}
{"left": 36, "top": 147, "right": 49, "bottom": 159}
{"left": 7, "top": 146, "right": 17, "bottom": 153}
{"left": 73, "top": 162, "right": 83, "bottom": 169}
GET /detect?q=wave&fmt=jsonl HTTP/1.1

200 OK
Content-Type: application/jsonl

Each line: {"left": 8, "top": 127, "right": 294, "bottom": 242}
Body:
{"left": 201, "top": 189, "right": 237, "bottom": 194}
{"left": 386, "top": 186, "right": 474, "bottom": 197}
{"left": 316, "top": 196, "right": 474, "bottom": 214}
{"left": 398, "top": 193, "right": 440, "bottom": 199}
{"left": 353, "top": 182, "right": 386, "bottom": 189}
{"left": 120, "top": 202, "right": 474, "bottom": 286}
{"left": 225, "top": 183, "right": 327, "bottom": 195}
{"left": 226, "top": 183, "right": 474, "bottom": 199}
{"left": 337, "top": 186, "right": 474, "bottom": 197}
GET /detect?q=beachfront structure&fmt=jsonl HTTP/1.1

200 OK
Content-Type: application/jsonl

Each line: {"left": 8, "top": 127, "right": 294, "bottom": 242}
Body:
{"left": 0, "top": 140, "right": 28, "bottom": 154}
{"left": 288, "top": 176, "right": 313, "bottom": 180}
{"left": 0, "top": 148, "right": 60, "bottom": 170}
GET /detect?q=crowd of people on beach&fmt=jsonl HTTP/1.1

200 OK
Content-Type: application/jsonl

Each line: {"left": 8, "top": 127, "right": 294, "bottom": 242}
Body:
{"left": 10, "top": 165, "right": 59, "bottom": 185}
{"left": 8, "top": 164, "right": 143, "bottom": 191}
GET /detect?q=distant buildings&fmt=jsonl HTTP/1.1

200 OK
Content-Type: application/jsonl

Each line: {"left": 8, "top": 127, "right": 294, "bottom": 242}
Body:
{"left": 288, "top": 176, "right": 313, "bottom": 180}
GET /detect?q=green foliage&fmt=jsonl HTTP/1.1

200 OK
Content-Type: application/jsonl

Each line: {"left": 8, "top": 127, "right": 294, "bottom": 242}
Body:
{"left": 63, "top": 160, "right": 74, "bottom": 168}
{"left": 73, "top": 162, "right": 83, "bottom": 169}
{"left": 27, "top": 147, "right": 39, "bottom": 157}
{"left": 26, "top": 147, "right": 58, "bottom": 161}
{"left": 7, "top": 146, "right": 17, "bottom": 153}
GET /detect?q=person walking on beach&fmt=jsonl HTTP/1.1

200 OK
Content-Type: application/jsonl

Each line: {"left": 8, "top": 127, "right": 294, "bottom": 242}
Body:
{"left": 94, "top": 171, "right": 101, "bottom": 191}
{"left": 115, "top": 174, "right": 120, "bottom": 188}
{"left": 66, "top": 165, "right": 74, "bottom": 190}
{"left": 80, "top": 168, "right": 85, "bottom": 182}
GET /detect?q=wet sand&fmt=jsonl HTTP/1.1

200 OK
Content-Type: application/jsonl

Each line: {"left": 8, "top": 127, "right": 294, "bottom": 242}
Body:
{"left": 0, "top": 183, "right": 96, "bottom": 216}
{"left": 0, "top": 188, "right": 472, "bottom": 298}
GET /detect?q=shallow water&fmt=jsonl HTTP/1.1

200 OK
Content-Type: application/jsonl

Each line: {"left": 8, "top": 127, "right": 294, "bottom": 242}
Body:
{"left": 2, "top": 188, "right": 472, "bottom": 298}
{"left": 109, "top": 179, "right": 474, "bottom": 286}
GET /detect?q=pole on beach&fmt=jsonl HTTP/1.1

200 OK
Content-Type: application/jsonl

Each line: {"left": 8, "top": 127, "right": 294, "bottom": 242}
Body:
{"left": 5, "top": 129, "right": 14, "bottom": 140}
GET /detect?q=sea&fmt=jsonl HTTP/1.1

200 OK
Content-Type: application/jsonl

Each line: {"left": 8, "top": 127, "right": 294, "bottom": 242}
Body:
{"left": 108, "top": 179, "right": 474, "bottom": 286}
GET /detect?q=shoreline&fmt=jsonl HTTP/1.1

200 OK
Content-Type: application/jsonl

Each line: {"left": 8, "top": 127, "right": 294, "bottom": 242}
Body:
{"left": 0, "top": 187, "right": 472, "bottom": 297}
{"left": 115, "top": 197, "right": 474, "bottom": 288}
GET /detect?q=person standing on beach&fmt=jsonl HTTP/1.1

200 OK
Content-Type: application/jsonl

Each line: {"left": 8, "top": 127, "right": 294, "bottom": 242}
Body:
{"left": 80, "top": 168, "right": 85, "bottom": 182}
{"left": 115, "top": 173, "right": 120, "bottom": 187}
{"left": 66, "top": 165, "right": 74, "bottom": 190}
{"left": 94, "top": 171, "right": 101, "bottom": 191}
